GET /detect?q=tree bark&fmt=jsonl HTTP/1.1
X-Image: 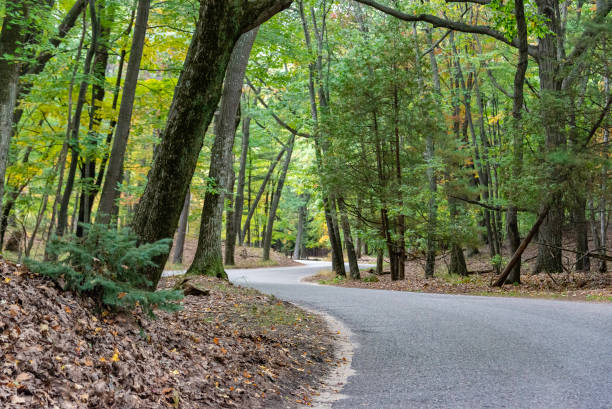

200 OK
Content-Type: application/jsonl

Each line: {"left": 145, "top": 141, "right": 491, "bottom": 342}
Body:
{"left": 173, "top": 188, "right": 190, "bottom": 264}
{"left": 293, "top": 193, "right": 309, "bottom": 260}
{"left": 188, "top": 28, "right": 259, "bottom": 278}
{"left": 232, "top": 113, "right": 250, "bottom": 248}
{"left": 0, "top": 0, "right": 29, "bottom": 220}
{"left": 132, "top": 2, "right": 289, "bottom": 288}
{"left": 338, "top": 197, "right": 360, "bottom": 279}
{"left": 97, "top": 0, "right": 151, "bottom": 224}
{"left": 224, "top": 166, "right": 236, "bottom": 265}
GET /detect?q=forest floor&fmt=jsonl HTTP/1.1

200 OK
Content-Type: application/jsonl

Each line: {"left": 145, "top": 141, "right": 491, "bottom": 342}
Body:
{"left": 165, "top": 236, "right": 301, "bottom": 271}
{"left": 307, "top": 241, "right": 612, "bottom": 302}
{"left": 0, "top": 260, "right": 338, "bottom": 408}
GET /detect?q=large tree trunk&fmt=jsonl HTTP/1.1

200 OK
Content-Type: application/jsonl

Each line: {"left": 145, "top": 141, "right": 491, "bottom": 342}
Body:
{"left": 97, "top": 0, "right": 151, "bottom": 224}
{"left": 0, "top": 0, "right": 29, "bottom": 220}
{"left": 533, "top": 0, "right": 565, "bottom": 274}
{"left": 263, "top": 135, "right": 294, "bottom": 260}
{"left": 173, "top": 188, "right": 190, "bottom": 264}
{"left": 132, "top": 2, "right": 289, "bottom": 288}
{"left": 188, "top": 28, "right": 259, "bottom": 278}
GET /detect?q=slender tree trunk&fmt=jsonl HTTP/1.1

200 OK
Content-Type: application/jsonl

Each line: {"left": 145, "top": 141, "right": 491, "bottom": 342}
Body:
{"left": 224, "top": 166, "right": 236, "bottom": 265}
{"left": 338, "top": 197, "right": 360, "bottom": 279}
{"left": 376, "top": 247, "right": 384, "bottom": 275}
{"left": 240, "top": 146, "right": 286, "bottom": 244}
{"left": 0, "top": 0, "right": 29, "bottom": 220}
{"left": 57, "top": 1, "right": 98, "bottom": 237}
{"left": 505, "top": 0, "right": 529, "bottom": 283}
{"left": 188, "top": 28, "right": 258, "bottom": 278}
{"left": 263, "top": 134, "right": 294, "bottom": 260}
{"left": 97, "top": 0, "right": 150, "bottom": 224}
{"left": 173, "top": 188, "right": 190, "bottom": 264}
{"left": 293, "top": 193, "right": 309, "bottom": 260}
{"left": 233, "top": 114, "right": 250, "bottom": 248}
{"left": 424, "top": 28, "right": 440, "bottom": 278}
{"left": 77, "top": 0, "right": 114, "bottom": 236}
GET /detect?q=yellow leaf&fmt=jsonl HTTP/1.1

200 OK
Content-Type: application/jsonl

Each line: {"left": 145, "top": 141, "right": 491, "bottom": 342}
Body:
{"left": 213, "top": 337, "right": 219, "bottom": 345}
{"left": 4, "top": 277, "right": 10, "bottom": 283}
{"left": 111, "top": 349, "right": 120, "bottom": 362}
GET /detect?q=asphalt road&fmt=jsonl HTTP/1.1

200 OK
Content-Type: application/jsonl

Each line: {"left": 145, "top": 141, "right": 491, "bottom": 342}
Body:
{"left": 225, "top": 260, "right": 612, "bottom": 409}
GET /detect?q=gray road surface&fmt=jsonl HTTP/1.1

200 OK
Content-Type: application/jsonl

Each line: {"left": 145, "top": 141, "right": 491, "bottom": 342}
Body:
{"left": 222, "top": 260, "right": 612, "bottom": 409}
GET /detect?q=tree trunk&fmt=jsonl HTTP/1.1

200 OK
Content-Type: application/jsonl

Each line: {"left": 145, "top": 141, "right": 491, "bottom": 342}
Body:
{"left": 0, "top": 0, "right": 29, "bottom": 220}
{"left": 533, "top": 0, "right": 565, "bottom": 274}
{"left": 338, "top": 198, "right": 360, "bottom": 279}
{"left": 131, "top": 0, "right": 291, "bottom": 288}
{"left": 293, "top": 193, "right": 309, "bottom": 260}
{"left": 57, "top": 0, "right": 98, "bottom": 237}
{"left": 240, "top": 146, "right": 286, "bottom": 244}
{"left": 77, "top": 1, "right": 114, "bottom": 236}
{"left": 173, "top": 188, "right": 190, "bottom": 264}
{"left": 263, "top": 134, "right": 294, "bottom": 260}
{"left": 376, "top": 247, "right": 384, "bottom": 275}
{"left": 188, "top": 28, "right": 258, "bottom": 278}
{"left": 233, "top": 114, "right": 250, "bottom": 248}
{"left": 97, "top": 0, "right": 150, "bottom": 224}
{"left": 224, "top": 166, "right": 236, "bottom": 265}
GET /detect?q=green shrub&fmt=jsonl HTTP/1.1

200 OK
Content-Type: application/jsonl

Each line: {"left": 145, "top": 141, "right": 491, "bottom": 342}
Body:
{"left": 27, "top": 224, "right": 183, "bottom": 317}
{"left": 362, "top": 275, "right": 379, "bottom": 283}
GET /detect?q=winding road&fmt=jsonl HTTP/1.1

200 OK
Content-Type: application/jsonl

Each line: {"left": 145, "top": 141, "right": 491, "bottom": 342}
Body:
{"left": 191, "top": 261, "right": 612, "bottom": 408}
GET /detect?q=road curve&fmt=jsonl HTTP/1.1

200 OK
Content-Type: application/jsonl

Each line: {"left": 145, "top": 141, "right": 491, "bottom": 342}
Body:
{"left": 222, "top": 261, "right": 612, "bottom": 408}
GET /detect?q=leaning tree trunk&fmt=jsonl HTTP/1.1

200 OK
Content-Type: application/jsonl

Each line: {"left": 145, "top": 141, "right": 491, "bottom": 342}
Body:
{"left": 173, "top": 188, "right": 190, "bottom": 264}
{"left": 263, "top": 134, "right": 295, "bottom": 261}
{"left": 132, "top": 2, "right": 290, "bottom": 288}
{"left": 188, "top": 28, "right": 259, "bottom": 278}
{"left": 97, "top": 0, "right": 150, "bottom": 224}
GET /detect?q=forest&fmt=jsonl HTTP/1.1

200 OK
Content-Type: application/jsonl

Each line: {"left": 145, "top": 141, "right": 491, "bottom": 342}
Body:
{"left": 0, "top": 0, "right": 611, "bottom": 407}
{"left": 0, "top": 0, "right": 609, "bottom": 286}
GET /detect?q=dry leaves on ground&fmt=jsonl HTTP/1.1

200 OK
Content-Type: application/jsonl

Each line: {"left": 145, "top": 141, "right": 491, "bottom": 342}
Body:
{"left": 1, "top": 261, "right": 337, "bottom": 408}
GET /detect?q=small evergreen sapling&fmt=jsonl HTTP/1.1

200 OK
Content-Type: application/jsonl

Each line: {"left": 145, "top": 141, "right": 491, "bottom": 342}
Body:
{"left": 27, "top": 224, "right": 183, "bottom": 317}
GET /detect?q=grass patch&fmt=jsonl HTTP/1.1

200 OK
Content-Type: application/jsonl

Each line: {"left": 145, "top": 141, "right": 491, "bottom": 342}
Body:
{"left": 438, "top": 272, "right": 477, "bottom": 285}
{"left": 585, "top": 294, "right": 612, "bottom": 302}
{"left": 319, "top": 275, "right": 346, "bottom": 285}
{"left": 361, "top": 275, "right": 379, "bottom": 283}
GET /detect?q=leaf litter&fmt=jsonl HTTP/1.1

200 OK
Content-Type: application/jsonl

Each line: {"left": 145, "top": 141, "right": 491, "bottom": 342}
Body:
{"left": 0, "top": 261, "right": 338, "bottom": 408}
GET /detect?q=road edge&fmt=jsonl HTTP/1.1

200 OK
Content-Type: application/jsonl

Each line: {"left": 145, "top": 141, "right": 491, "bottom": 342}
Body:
{"left": 296, "top": 304, "right": 356, "bottom": 409}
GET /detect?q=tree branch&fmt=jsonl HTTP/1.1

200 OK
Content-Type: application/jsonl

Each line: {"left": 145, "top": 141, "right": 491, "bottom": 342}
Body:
{"left": 246, "top": 77, "right": 312, "bottom": 138}
{"left": 354, "top": 0, "right": 539, "bottom": 59}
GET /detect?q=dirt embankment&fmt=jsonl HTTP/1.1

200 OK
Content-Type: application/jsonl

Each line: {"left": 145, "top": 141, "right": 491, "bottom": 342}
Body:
{"left": 1, "top": 261, "right": 339, "bottom": 408}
